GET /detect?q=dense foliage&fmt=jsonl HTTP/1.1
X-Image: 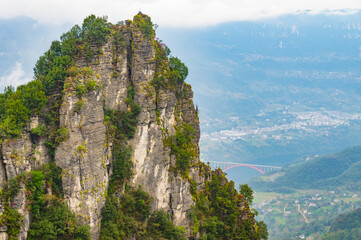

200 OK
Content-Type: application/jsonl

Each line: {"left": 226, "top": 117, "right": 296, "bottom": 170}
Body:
{"left": 146, "top": 210, "right": 186, "bottom": 240}
{"left": 100, "top": 187, "right": 152, "bottom": 239}
{"left": 34, "top": 14, "right": 110, "bottom": 94}
{"left": 27, "top": 171, "right": 91, "bottom": 240}
{"left": 0, "top": 81, "right": 47, "bottom": 139}
{"left": 239, "top": 184, "right": 254, "bottom": 205}
{"left": 321, "top": 208, "right": 361, "bottom": 240}
{"left": 164, "top": 123, "right": 197, "bottom": 177}
{"left": 0, "top": 176, "right": 23, "bottom": 240}
{"left": 322, "top": 228, "right": 361, "bottom": 240}
{"left": 34, "top": 44, "right": 73, "bottom": 93}
{"left": 100, "top": 187, "right": 185, "bottom": 240}
{"left": 152, "top": 41, "right": 189, "bottom": 91}
{"left": 0, "top": 14, "right": 111, "bottom": 141}
{"left": 189, "top": 169, "right": 268, "bottom": 239}
{"left": 0, "top": 167, "right": 90, "bottom": 240}
{"left": 168, "top": 57, "right": 188, "bottom": 84}
{"left": 149, "top": 17, "right": 188, "bottom": 93}
{"left": 133, "top": 13, "right": 155, "bottom": 39}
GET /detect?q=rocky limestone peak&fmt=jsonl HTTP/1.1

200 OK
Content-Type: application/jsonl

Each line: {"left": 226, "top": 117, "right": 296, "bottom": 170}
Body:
{"left": 0, "top": 13, "right": 267, "bottom": 240}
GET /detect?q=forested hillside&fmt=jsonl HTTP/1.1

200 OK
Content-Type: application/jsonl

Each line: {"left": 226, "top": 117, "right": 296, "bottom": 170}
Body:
{"left": 250, "top": 146, "right": 361, "bottom": 193}
{"left": 322, "top": 208, "right": 361, "bottom": 240}
{"left": 250, "top": 146, "right": 361, "bottom": 239}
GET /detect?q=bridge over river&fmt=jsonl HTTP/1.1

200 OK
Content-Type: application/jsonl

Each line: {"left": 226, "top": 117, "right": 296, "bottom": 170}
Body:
{"left": 206, "top": 161, "right": 282, "bottom": 174}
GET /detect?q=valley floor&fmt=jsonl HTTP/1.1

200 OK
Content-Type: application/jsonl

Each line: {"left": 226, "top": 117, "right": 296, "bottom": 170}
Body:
{"left": 254, "top": 189, "right": 361, "bottom": 239}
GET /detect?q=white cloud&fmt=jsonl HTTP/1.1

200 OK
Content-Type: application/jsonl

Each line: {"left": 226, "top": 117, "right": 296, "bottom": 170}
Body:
{"left": 0, "top": 0, "right": 360, "bottom": 27}
{"left": 0, "top": 62, "right": 31, "bottom": 90}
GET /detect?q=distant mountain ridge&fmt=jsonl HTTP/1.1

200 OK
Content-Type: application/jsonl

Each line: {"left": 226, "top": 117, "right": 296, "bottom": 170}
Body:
{"left": 249, "top": 146, "right": 361, "bottom": 192}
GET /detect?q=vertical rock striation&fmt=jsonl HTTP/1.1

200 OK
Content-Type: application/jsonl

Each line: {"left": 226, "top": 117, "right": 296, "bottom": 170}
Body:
{"left": 0, "top": 13, "right": 266, "bottom": 240}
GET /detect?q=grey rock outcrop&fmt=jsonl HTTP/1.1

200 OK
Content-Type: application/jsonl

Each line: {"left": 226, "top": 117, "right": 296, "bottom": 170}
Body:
{"left": 0, "top": 126, "right": 50, "bottom": 239}
{"left": 0, "top": 14, "right": 202, "bottom": 239}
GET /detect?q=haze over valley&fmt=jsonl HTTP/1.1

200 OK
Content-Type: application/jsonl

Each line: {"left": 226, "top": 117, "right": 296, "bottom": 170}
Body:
{"left": 156, "top": 11, "right": 361, "bottom": 173}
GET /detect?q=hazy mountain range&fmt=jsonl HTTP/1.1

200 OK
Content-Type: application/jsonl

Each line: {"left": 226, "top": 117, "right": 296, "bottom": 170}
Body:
{"left": 158, "top": 11, "right": 361, "bottom": 171}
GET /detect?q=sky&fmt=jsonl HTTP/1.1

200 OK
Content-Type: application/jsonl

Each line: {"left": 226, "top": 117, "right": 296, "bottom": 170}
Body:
{"left": 0, "top": 0, "right": 360, "bottom": 90}
{"left": 0, "top": 0, "right": 361, "bottom": 27}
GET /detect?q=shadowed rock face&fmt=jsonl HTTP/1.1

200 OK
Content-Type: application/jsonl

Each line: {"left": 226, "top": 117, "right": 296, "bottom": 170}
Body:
{"left": 0, "top": 15, "right": 202, "bottom": 239}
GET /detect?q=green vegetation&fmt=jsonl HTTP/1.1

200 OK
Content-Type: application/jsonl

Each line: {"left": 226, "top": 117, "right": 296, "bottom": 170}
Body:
{"left": 0, "top": 13, "right": 265, "bottom": 240}
{"left": 26, "top": 171, "right": 91, "bottom": 240}
{"left": 41, "top": 162, "right": 63, "bottom": 198}
{"left": 0, "top": 176, "right": 24, "bottom": 240}
{"left": 31, "top": 124, "right": 48, "bottom": 137}
{"left": 240, "top": 184, "right": 254, "bottom": 205}
{"left": 0, "top": 81, "right": 47, "bottom": 139}
{"left": 147, "top": 15, "right": 188, "bottom": 94}
{"left": 34, "top": 15, "right": 110, "bottom": 94}
{"left": 321, "top": 208, "right": 361, "bottom": 240}
{"left": 74, "top": 100, "right": 85, "bottom": 113}
{"left": 189, "top": 169, "right": 268, "bottom": 239}
{"left": 76, "top": 84, "right": 87, "bottom": 98}
{"left": 0, "top": 164, "right": 88, "bottom": 240}
{"left": 152, "top": 41, "right": 189, "bottom": 92}
{"left": 81, "top": 15, "right": 110, "bottom": 46}
{"left": 251, "top": 146, "right": 361, "bottom": 239}
{"left": 101, "top": 87, "right": 186, "bottom": 238}
{"left": 322, "top": 228, "right": 361, "bottom": 240}
{"left": 164, "top": 123, "right": 197, "bottom": 177}
{"left": 0, "top": 13, "right": 110, "bottom": 140}
{"left": 86, "top": 79, "right": 97, "bottom": 91}
{"left": 54, "top": 127, "right": 69, "bottom": 145}
{"left": 250, "top": 146, "right": 361, "bottom": 193}
{"left": 100, "top": 187, "right": 185, "bottom": 240}
{"left": 61, "top": 14, "right": 109, "bottom": 54}
{"left": 255, "top": 188, "right": 361, "bottom": 239}
{"left": 34, "top": 42, "right": 73, "bottom": 93}
{"left": 123, "top": 86, "right": 141, "bottom": 138}
{"left": 133, "top": 13, "right": 155, "bottom": 39}
{"left": 330, "top": 208, "right": 361, "bottom": 232}
{"left": 100, "top": 187, "right": 151, "bottom": 239}
{"left": 100, "top": 85, "right": 144, "bottom": 238}
{"left": 146, "top": 210, "right": 186, "bottom": 239}
{"left": 168, "top": 57, "right": 188, "bottom": 84}
{"left": 1, "top": 206, "right": 22, "bottom": 240}
{"left": 0, "top": 36, "right": 77, "bottom": 238}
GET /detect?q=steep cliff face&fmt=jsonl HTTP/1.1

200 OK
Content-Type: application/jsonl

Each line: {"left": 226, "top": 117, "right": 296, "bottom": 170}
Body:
{"left": 0, "top": 13, "right": 267, "bottom": 240}
{"left": 53, "top": 18, "right": 202, "bottom": 238}
{"left": 0, "top": 118, "right": 51, "bottom": 239}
